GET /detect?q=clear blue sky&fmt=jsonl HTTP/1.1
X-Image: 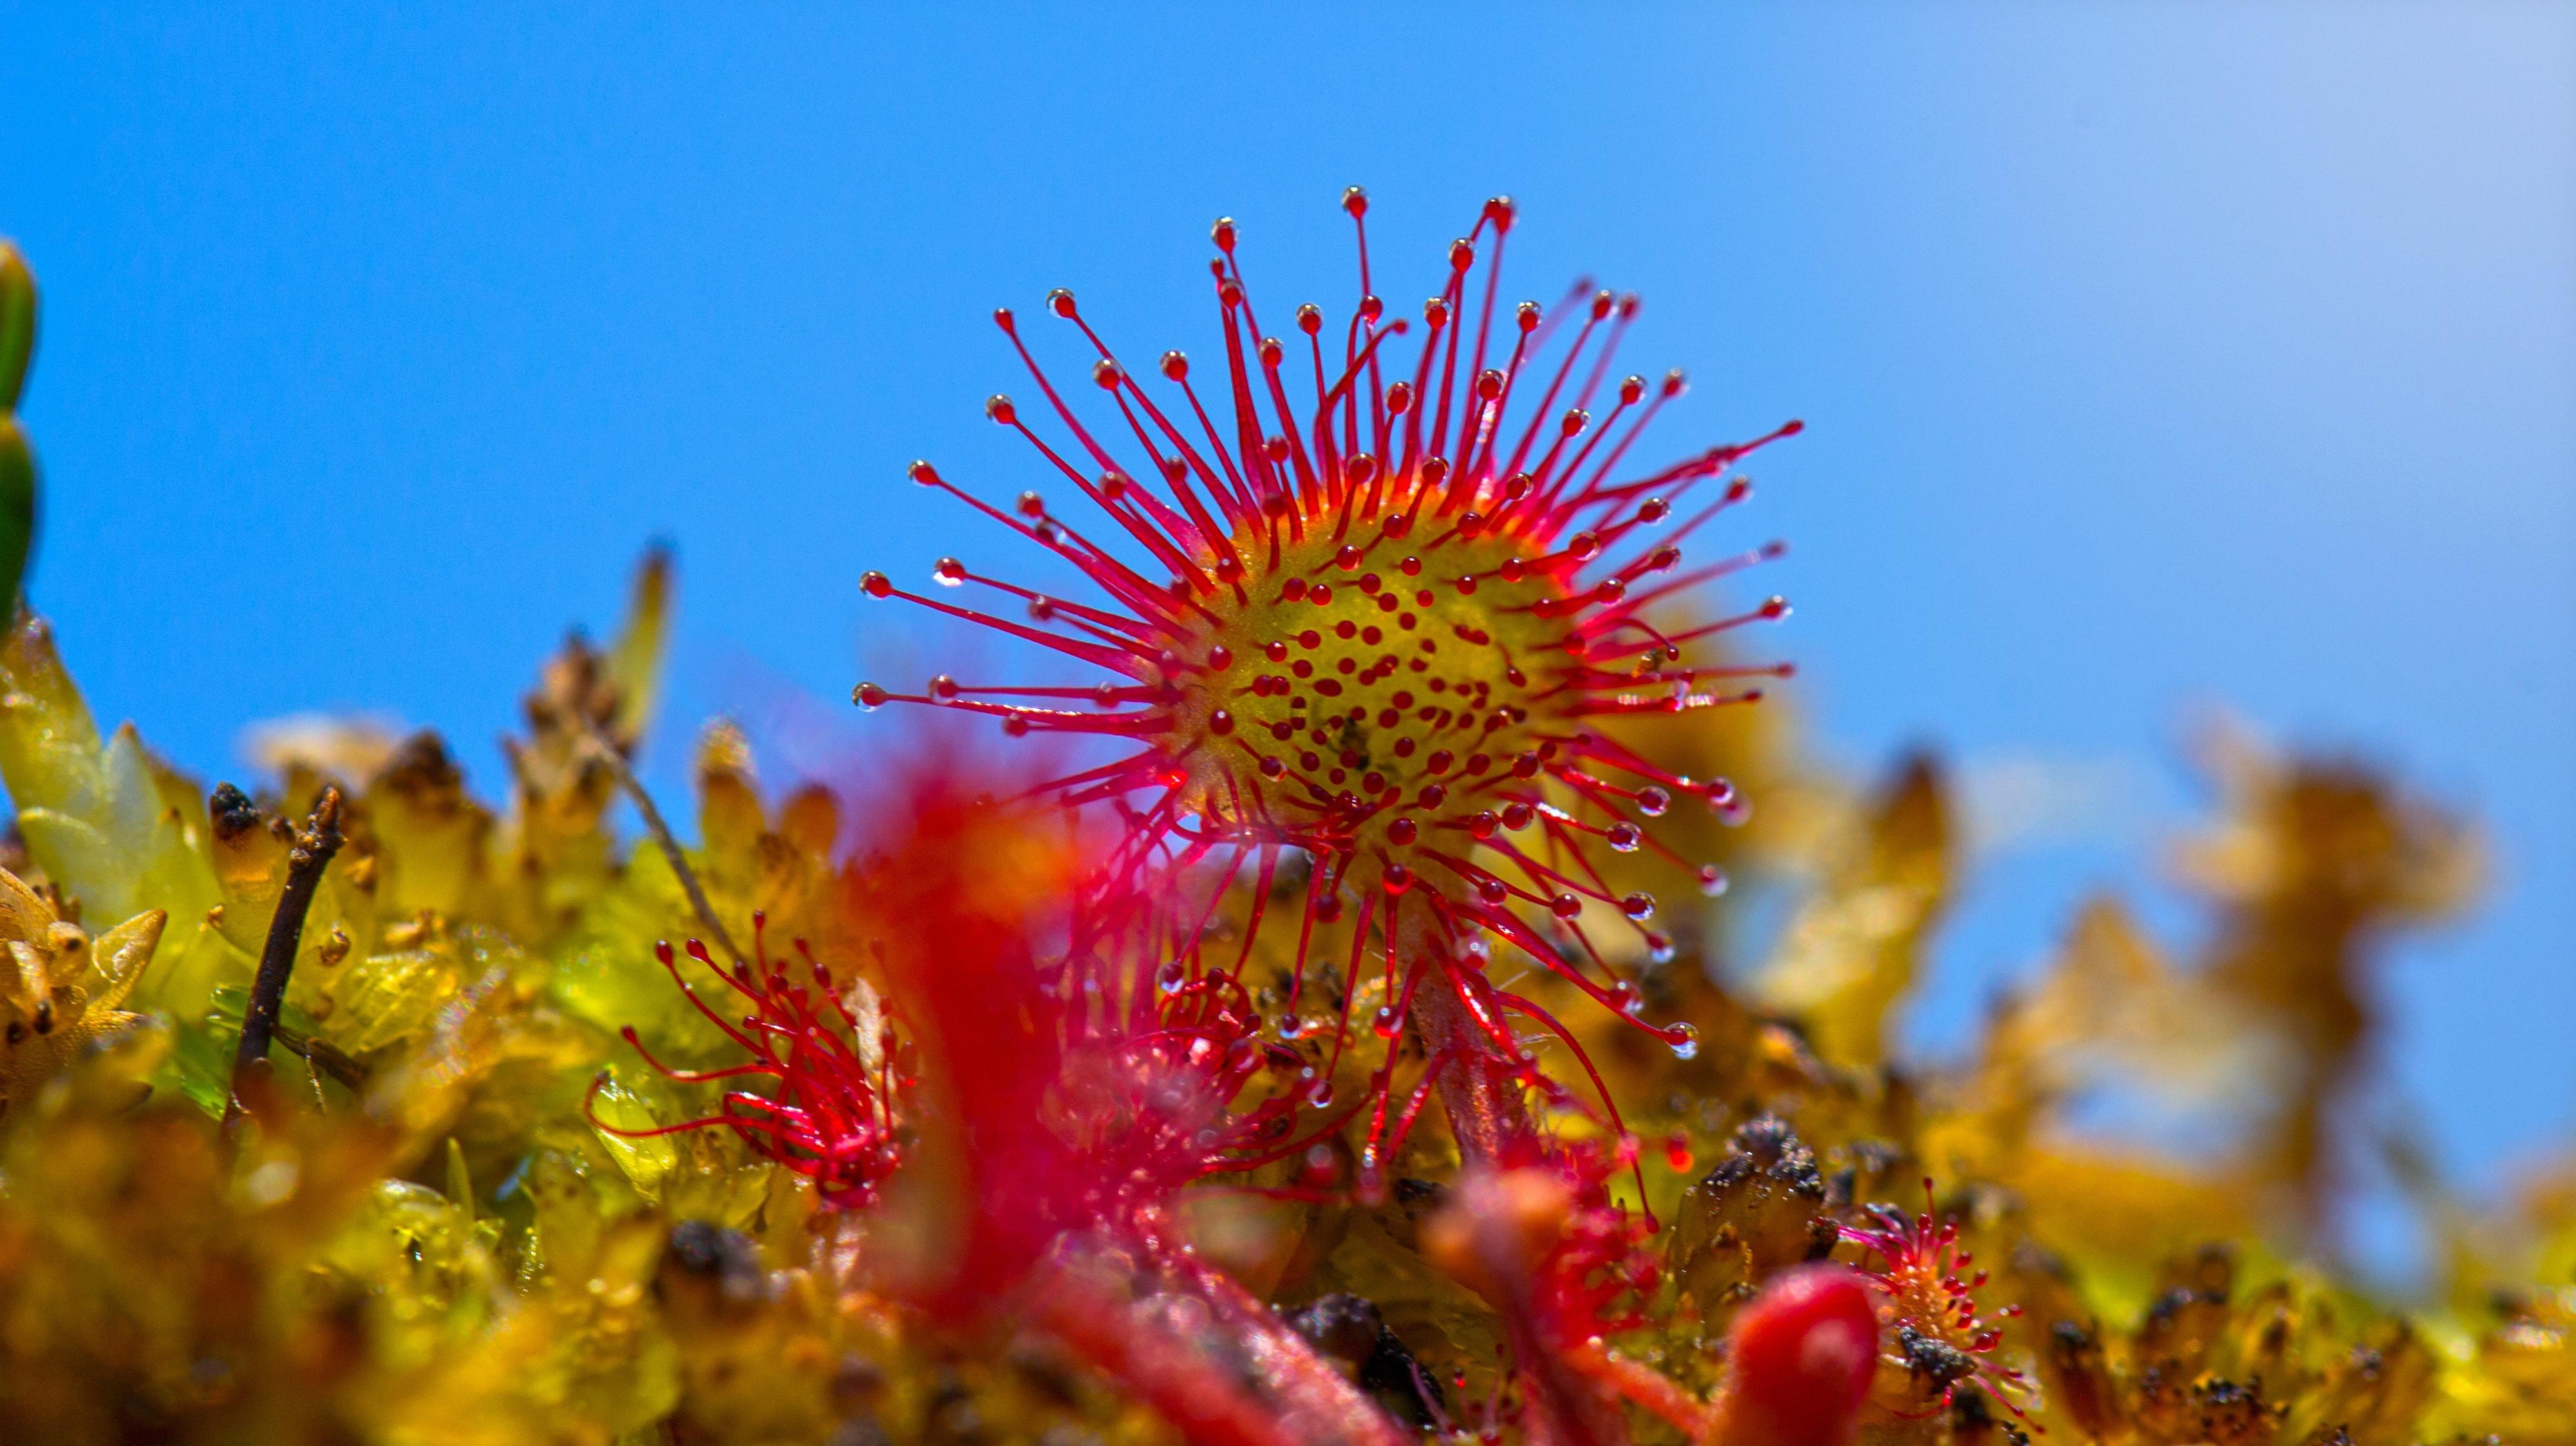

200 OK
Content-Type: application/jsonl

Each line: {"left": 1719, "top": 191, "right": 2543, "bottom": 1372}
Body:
{"left": 4, "top": 6, "right": 2570, "bottom": 1216}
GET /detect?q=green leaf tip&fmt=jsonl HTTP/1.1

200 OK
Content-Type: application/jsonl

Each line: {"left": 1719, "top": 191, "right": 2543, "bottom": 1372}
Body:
{"left": 0, "top": 242, "right": 32, "bottom": 415}
{"left": 0, "top": 243, "right": 35, "bottom": 610}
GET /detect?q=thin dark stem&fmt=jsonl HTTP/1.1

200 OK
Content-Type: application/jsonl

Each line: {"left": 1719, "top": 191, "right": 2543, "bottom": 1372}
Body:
{"left": 575, "top": 717, "right": 744, "bottom": 966}
{"left": 225, "top": 785, "right": 343, "bottom": 1128}
{"left": 272, "top": 1022, "right": 368, "bottom": 1093}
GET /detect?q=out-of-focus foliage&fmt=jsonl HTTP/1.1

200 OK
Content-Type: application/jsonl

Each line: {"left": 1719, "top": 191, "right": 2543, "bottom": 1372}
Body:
{"left": 0, "top": 247, "right": 2562, "bottom": 1446}
{"left": 0, "top": 553, "right": 2546, "bottom": 1445}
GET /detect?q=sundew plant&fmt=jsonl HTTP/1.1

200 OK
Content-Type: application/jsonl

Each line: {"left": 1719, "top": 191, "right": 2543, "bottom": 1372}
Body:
{"left": 0, "top": 203, "right": 2565, "bottom": 1446}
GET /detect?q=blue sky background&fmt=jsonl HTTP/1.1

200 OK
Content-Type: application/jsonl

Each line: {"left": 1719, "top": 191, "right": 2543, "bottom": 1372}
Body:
{"left": 4, "top": 6, "right": 2570, "bottom": 1257}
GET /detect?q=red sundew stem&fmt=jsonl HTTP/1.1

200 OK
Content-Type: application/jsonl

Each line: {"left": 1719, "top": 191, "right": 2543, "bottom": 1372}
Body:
{"left": 1589, "top": 549, "right": 1774, "bottom": 622}
{"left": 1569, "top": 296, "right": 1637, "bottom": 419}
{"left": 916, "top": 473, "right": 1189, "bottom": 632}
{"left": 1530, "top": 812, "right": 1630, "bottom": 904}
{"left": 614, "top": 1027, "right": 773, "bottom": 1084}
{"left": 1552, "top": 731, "right": 1710, "bottom": 796}
{"left": 1478, "top": 826, "right": 1612, "bottom": 901}
{"left": 885, "top": 693, "right": 1171, "bottom": 738}
{"left": 1396, "top": 302, "right": 1446, "bottom": 482}
{"left": 1434, "top": 951, "right": 1528, "bottom": 1060}
{"left": 1230, "top": 844, "right": 1281, "bottom": 981}
{"left": 1396, "top": 920, "right": 1532, "bottom": 1163}
{"left": 1532, "top": 391, "right": 1635, "bottom": 521}
{"left": 1326, "top": 890, "right": 1378, "bottom": 1076}
{"left": 1496, "top": 415, "right": 1590, "bottom": 535}
{"left": 1462, "top": 326, "right": 1534, "bottom": 488}
{"left": 1058, "top": 308, "right": 1254, "bottom": 549}
{"left": 1028, "top": 508, "right": 1201, "bottom": 631}
{"left": 1285, "top": 855, "right": 1327, "bottom": 1022}
{"left": 1342, "top": 317, "right": 1372, "bottom": 464}
{"left": 1256, "top": 343, "right": 1328, "bottom": 509}
{"left": 1376, "top": 888, "right": 1406, "bottom": 999}
{"left": 1216, "top": 1090, "right": 1377, "bottom": 1173}
{"left": 1627, "top": 481, "right": 1756, "bottom": 556}
{"left": 998, "top": 752, "right": 1159, "bottom": 809}
{"left": 1543, "top": 417, "right": 1682, "bottom": 534}
{"left": 1565, "top": 503, "right": 1664, "bottom": 576}
{"left": 1492, "top": 988, "right": 1649, "bottom": 1215}
{"left": 586, "top": 1089, "right": 782, "bottom": 1145}
{"left": 1460, "top": 211, "right": 1510, "bottom": 436}
{"left": 1105, "top": 389, "right": 1238, "bottom": 561}
{"left": 1501, "top": 298, "right": 1606, "bottom": 482}
{"left": 1588, "top": 418, "right": 1802, "bottom": 509}
{"left": 659, "top": 946, "right": 770, "bottom": 1057}
{"left": 1113, "top": 451, "right": 1227, "bottom": 579}
{"left": 1599, "top": 603, "right": 1781, "bottom": 657}
{"left": 1214, "top": 284, "right": 1287, "bottom": 514}
{"left": 1006, "top": 414, "right": 1214, "bottom": 593}
{"left": 1425, "top": 261, "right": 1472, "bottom": 474}
{"left": 1520, "top": 276, "right": 1597, "bottom": 355}
{"left": 948, "top": 682, "right": 1163, "bottom": 704}
{"left": 1463, "top": 901, "right": 1661, "bottom": 1035}
{"left": 1551, "top": 914, "right": 1629, "bottom": 1006}
{"left": 1010, "top": 348, "right": 1234, "bottom": 590}
{"left": 954, "top": 566, "right": 1165, "bottom": 642}
{"left": 1366, "top": 1044, "right": 1462, "bottom": 1185}
{"left": 997, "top": 307, "right": 1126, "bottom": 476}
{"left": 1167, "top": 365, "right": 1259, "bottom": 519}
{"left": 1305, "top": 330, "right": 1339, "bottom": 489}
{"left": 874, "top": 585, "right": 1143, "bottom": 673}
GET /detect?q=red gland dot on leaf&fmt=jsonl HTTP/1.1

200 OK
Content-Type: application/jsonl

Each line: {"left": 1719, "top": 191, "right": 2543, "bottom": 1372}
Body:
{"left": 1722, "top": 1264, "right": 1879, "bottom": 1446}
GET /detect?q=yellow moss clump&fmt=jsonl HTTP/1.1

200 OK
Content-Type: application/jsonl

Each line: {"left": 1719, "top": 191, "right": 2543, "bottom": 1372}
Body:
{"left": 0, "top": 241, "right": 2562, "bottom": 1446}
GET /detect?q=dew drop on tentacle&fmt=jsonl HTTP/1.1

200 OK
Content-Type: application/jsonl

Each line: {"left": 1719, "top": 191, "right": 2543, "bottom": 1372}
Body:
{"left": 1665, "top": 1022, "right": 1700, "bottom": 1060}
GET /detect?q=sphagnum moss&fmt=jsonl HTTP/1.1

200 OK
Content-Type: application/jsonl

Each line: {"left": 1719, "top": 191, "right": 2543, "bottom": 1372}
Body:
{"left": 0, "top": 207, "right": 2558, "bottom": 1446}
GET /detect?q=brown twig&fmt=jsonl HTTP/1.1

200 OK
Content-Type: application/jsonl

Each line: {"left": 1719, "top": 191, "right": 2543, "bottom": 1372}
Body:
{"left": 225, "top": 785, "right": 344, "bottom": 1129}
{"left": 574, "top": 717, "right": 744, "bottom": 966}
{"left": 272, "top": 1022, "right": 369, "bottom": 1093}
